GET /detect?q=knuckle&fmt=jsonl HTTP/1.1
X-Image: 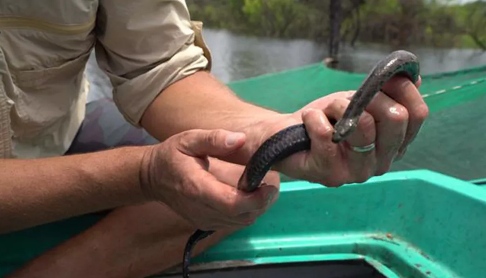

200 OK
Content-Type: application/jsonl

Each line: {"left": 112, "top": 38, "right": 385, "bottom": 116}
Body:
{"left": 207, "top": 130, "right": 222, "bottom": 146}
{"left": 185, "top": 174, "right": 201, "bottom": 192}
{"left": 389, "top": 75, "right": 410, "bottom": 88}
{"left": 358, "top": 113, "right": 375, "bottom": 133}
{"left": 413, "top": 103, "right": 429, "bottom": 121}
{"left": 386, "top": 104, "right": 409, "bottom": 124}
{"left": 181, "top": 129, "right": 201, "bottom": 139}
{"left": 356, "top": 113, "right": 376, "bottom": 143}
{"left": 326, "top": 98, "right": 347, "bottom": 114}
{"left": 343, "top": 90, "right": 356, "bottom": 100}
{"left": 317, "top": 123, "right": 333, "bottom": 140}
{"left": 178, "top": 129, "right": 202, "bottom": 148}
{"left": 305, "top": 110, "right": 333, "bottom": 140}
{"left": 176, "top": 135, "right": 190, "bottom": 150}
{"left": 334, "top": 98, "right": 350, "bottom": 110}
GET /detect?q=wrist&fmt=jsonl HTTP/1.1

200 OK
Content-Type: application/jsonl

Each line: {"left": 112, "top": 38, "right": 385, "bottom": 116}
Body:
{"left": 81, "top": 146, "right": 150, "bottom": 206}
{"left": 138, "top": 145, "right": 157, "bottom": 202}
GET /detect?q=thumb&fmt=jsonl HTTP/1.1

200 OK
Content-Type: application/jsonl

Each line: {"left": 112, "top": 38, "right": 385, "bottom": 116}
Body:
{"left": 178, "top": 129, "right": 246, "bottom": 157}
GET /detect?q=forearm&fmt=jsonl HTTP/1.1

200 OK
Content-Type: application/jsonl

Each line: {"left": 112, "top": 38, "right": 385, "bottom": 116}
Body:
{"left": 0, "top": 147, "right": 147, "bottom": 234}
{"left": 141, "top": 71, "right": 285, "bottom": 163}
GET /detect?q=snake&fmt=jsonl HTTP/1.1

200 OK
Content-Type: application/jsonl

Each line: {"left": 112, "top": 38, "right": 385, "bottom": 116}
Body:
{"left": 181, "top": 50, "right": 420, "bottom": 278}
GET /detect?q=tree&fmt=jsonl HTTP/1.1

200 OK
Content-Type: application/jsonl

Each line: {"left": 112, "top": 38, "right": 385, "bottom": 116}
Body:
{"left": 463, "top": 1, "right": 486, "bottom": 50}
{"left": 328, "top": 0, "right": 342, "bottom": 62}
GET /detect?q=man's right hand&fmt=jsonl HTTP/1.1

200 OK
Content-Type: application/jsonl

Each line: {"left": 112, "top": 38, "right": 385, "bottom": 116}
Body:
{"left": 139, "top": 129, "right": 279, "bottom": 231}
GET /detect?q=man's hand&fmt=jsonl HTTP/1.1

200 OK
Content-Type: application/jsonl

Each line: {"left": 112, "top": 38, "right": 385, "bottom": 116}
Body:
{"left": 252, "top": 76, "right": 428, "bottom": 187}
{"left": 141, "top": 71, "right": 428, "bottom": 189}
{"left": 140, "top": 129, "right": 279, "bottom": 231}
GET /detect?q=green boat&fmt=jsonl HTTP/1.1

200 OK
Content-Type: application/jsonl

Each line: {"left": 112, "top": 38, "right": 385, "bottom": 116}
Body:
{"left": 1, "top": 58, "right": 486, "bottom": 278}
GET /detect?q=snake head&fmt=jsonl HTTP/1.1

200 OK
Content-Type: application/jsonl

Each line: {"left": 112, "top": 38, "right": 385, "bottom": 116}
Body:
{"left": 332, "top": 118, "right": 357, "bottom": 143}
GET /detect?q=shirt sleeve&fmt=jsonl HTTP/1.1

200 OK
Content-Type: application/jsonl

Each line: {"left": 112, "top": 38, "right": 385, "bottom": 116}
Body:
{"left": 94, "top": 0, "right": 212, "bottom": 126}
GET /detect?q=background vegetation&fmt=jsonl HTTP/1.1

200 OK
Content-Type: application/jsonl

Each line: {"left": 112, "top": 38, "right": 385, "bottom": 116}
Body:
{"left": 186, "top": 0, "right": 486, "bottom": 50}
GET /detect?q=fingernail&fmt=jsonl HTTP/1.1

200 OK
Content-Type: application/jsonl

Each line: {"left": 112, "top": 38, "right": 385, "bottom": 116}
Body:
{"left": 226, "top": 133, "right": 244, "bottom": 146}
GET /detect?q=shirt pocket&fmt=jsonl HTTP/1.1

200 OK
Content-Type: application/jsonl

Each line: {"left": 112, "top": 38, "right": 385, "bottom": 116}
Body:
{"left": 12, "top": 50, "right": 91, "bottom": 90}
{"left": 9, "top": 50, "right": 91, "bottom": 139}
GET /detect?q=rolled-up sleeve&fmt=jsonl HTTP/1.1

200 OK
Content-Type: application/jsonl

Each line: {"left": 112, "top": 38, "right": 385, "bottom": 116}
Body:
{"left": 95, "top": 0, "right": 211, "bottom": 126}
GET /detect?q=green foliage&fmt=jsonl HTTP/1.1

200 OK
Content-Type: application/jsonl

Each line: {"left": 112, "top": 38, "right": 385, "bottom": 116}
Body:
{"left": 186, "top": 0, "right": 486, "bottom": 50}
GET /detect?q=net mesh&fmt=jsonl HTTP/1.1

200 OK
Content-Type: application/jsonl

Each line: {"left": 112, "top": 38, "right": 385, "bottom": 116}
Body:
{"left": 228, "top": 62, "right": 486, "bottom": 181}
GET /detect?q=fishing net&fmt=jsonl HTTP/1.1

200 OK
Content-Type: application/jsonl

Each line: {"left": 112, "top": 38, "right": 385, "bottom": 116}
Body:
{"left": 229, "top": 62, "right": 486, "bottom": 181}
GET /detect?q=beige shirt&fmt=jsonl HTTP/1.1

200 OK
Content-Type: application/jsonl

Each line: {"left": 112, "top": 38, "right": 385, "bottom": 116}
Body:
{"left": 0, "top": 0, "right": 211, "bottom": 159}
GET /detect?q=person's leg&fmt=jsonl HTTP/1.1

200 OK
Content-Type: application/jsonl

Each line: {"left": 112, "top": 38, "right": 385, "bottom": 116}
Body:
{"left": 6, "top": 202, "right": 236, "bottom": 278}
{"left": 4, "top": 98, "right": 237, "bottom": 278}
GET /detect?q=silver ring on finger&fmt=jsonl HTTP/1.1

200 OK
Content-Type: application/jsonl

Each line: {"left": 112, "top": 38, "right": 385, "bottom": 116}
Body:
{"left": 350, "top": 142, "right": 376, "bottom": 153}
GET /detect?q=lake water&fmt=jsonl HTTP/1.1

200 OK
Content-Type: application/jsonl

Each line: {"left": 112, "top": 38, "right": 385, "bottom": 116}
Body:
{"left": 201, "top": 29, "right": 486, "bottom": 82}
{"left": 86, "top": 28, "right": 486, "bottom": 101}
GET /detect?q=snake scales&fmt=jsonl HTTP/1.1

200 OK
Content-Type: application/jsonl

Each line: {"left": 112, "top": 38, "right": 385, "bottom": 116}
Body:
{"left": 181, "top": 50, "right": 420, "bottom": 278}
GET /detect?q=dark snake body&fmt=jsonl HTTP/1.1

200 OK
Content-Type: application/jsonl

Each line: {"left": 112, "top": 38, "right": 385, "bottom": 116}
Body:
{"left": 181, "top": 50, "right": 420, "bottom": 277}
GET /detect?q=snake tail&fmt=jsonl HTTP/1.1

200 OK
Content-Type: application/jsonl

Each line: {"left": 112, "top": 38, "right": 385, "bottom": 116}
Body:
{"left": 182, "top": 230, "right": 214, "bottom": 278}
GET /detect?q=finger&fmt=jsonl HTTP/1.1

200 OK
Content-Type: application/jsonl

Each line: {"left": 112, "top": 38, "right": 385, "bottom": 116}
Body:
{"left": 262, "top": 170, "right": 281, "bottom": 190}
{"left": 183, "top": 195, "right": 254, "bottom": 230}
{"left": 194, "top": 171, "right": 277, "bottom": 220}
{"left": 286, "top": 108, "right": 341, "bottom": 184}
{"left": 381, "top": 76, "right": 429, "bottom": 156}
{"left": 365, "top": 91, "right": 408, "bottom": 174}
{"left": 300, "top": 90, "right": 356, "bottom": 111}
{"left": 236, "top": 211, "right": 266, "bottom": 227}
{"left": 178, "top": 129, "right": 246, "bottom": 158}
{"left": 234, "top": 183, "right": 279, "bottom": 225}
{"left": 324, "top": 99, "right": 377, "bottom": 182}
{"left": 208, "top": 158, "right": 280, "bottom": 191}
{"left": 208, "top": 157, "right": 245, "bottom": 187}
{"left": 195, "top": 215, "right": 247, "bottom": 230}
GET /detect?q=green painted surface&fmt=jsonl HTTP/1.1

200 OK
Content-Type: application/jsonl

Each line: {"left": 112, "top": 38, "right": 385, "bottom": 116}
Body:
{"left": 192, "top": 170, "right": 486, "bottom": 278}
